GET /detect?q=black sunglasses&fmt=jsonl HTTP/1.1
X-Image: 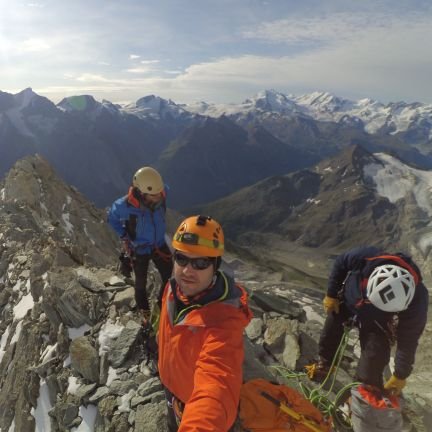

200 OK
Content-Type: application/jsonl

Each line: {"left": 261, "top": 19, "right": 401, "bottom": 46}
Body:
{"left": 174, "top": 252, "right": 214, "bottom": 270}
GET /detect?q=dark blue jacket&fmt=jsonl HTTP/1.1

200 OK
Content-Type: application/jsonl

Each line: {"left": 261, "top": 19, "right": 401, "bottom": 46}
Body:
{"left": 108, "top": 189, "right": 167, "bottom": 255}
{"left": 327, "top": 246, "right": 428, "bottom": 379}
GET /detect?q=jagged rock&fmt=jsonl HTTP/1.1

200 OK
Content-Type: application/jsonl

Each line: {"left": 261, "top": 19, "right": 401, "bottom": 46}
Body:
{"left": 108, "top": 320, "right": 142, "bottom": 368}
{"left": 134, "top": 401, "right": 167, "bottom": 432}
{"left": 242, "top": 337, "right": 275, "bottom": 382}
{"left": 30, "top": 357, "right": 59, "bottom": 378}
{"left": 282, "top": 333, "right": 301, "bottom": 369}
{"left": 107, "top": 276, "right": 126, "bottom": 287}
{"left": 136, "top": 376, "right": 163, "bottom": 397}
{"left": 1, "top": 155, "right": 430, "bottom": 431}
{"left": 69, "top": 336, "right": 100, "bottom": 382}
{"left": 46, "top": 374, "right": 61, "bottom": 405}
{"left": 110, "top": 413, "right": 130, "bottom": 432}
{"left": 112, "top": 287, "right": 135, "bottom": 311}
{"left": 74, "top": 382, "right": 97, "bottom": 401}
{"left": 250, "top": 291, "right": 305, "bottom": 319}
{"left": 99, "top": 352, "right": 109, "bottom": 385}
{"left": 0, "top": 320, "right": 43, "bottom": 431}
{"left": 89, "top": 386, "right": 110, "bottom": 403}
{"left": 0, "top": 289, "right": 11, "bottom": 307}
{"left": 245, "top": 317, "right": 264, "bottom": 340}
{"left": 97, "top": 395, "right": 117, "bottom": 419}
{"left": 76, "top": 267, "right": 108, "bottom": 292}
{"left": 109, "top": 379, "right": 137, "bottom": 396}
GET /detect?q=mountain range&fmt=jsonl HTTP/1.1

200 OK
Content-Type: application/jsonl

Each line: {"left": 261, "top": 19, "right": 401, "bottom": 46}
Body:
{"left": 196, "top": 144, "right": 432, "bottom": 284}
{"left": 1, "top": 88, "right": 432, "bottom": 209}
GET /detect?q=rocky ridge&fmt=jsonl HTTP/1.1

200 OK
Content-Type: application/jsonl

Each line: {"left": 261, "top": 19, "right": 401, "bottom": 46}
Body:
{"left": 0, "top": 156, "right": 430, "bottom": 431}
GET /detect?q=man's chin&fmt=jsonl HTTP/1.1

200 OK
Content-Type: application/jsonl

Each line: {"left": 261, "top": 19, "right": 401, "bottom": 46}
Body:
{"left": 179, "top": 283, "right": 198, "bottom": 296}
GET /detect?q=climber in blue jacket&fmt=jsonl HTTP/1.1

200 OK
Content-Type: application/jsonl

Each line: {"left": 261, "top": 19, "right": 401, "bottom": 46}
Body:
{"left": 108, "top": 166, "right": 173, "bottom": 322}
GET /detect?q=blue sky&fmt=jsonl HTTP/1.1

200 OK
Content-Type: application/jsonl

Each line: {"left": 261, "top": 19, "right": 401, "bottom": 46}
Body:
{"left": 1, "top": 0, "right": 431, "bottom": 104}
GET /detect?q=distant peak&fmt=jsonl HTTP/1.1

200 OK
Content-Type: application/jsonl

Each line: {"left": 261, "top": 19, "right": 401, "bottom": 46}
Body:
{"left": 14, "top": 87, "right": 39, "bottom": 108}
{"left": 57, "top": 95, "right": 99, "bottom": 112}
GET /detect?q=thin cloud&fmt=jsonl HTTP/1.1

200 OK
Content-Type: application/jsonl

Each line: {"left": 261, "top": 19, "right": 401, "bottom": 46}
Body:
{"left": 242, "top": 12, "right": 429, "bottom": 45}
{"left": 75, "top": 73, "right": 114, "bottom": 83}
{"left": 126, "top": 66, "right": 158, "bottom": 74}
{"left": 129, "top": 54, "right": 140, "bottom": 59}
{"left": 19, "top": 38, "right": 51, "bottom": 52}
{"left": 141, "top": 60, "right": 160, "bottom": 64}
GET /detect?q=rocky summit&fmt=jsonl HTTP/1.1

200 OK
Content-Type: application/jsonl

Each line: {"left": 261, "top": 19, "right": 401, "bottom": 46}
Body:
{"left": 0, "top": 155, "right": 431, "bottom": 431}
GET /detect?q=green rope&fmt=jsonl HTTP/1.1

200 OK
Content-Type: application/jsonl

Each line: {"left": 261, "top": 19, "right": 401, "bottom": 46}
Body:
{"left": 272, "top": 323, "right": 360, "bottom": 430}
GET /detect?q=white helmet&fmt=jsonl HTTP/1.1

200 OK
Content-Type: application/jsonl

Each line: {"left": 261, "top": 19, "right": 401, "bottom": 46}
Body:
{"left": 132, "top": 167, "right": 164, "bottom": 194}
{"left": 366, "top": 264, "right": 415, "bottom": 312}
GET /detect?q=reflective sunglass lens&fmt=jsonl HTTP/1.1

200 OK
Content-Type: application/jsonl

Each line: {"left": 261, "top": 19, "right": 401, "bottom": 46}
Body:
{"left": 193, "top": 258, "right": 212, "bottom": 270}
{"left": 174, "top": 253, "right": 189, "bottom": 267}
{"left": 174, "top": 253, "right": 212, "bottom": 270}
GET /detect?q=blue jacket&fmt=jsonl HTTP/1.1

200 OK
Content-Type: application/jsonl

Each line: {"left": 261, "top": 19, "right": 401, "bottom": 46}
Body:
{"left": 327, "top": 246, "right": 428, "bottom": 379}
{"left": 107, "top": 188, "right": 167, "bottom": 255}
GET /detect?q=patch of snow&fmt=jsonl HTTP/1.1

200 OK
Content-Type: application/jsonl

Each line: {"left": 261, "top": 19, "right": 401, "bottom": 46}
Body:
{"left": 40, "top": 343, "right": 58, "bottom": 363}
{"left": 71, "top": 405, "right": 97, "bottom": 432}
{"left": 40, "top": 202, "right": 48, "bottom": 213}
{"left": 68, "top": 324, "right": 91, "bottom": 340}
{"left": 106, "top": 366, "right": 119, "bottom": 386}
{"left": 67, "top": 376, "right": 80, "bottom": 395}
{"left": 7, "top": 418, "right": 15, "bottom": 432}
{"left": 302, "top": 305, "right": 324, "bottom": 324}
{"left": 98, "top": 321, "right": 124, "bottom": 355}
{"left": 31, "top": 379, "right": 52, "bottom": 432}
{"left": 83, "top": 224, "right": 96, "bottom": 245}
{"left": 0, "top": 188, "right": 5, "bottom": 201}
{"left": 13, "top": 292, "right": 34, "bottom": 320}
{"left": 364, "top": 153, "right": 432, "bottom": 216}
{"left": 12, "top": 280, "right": 22, "bottom": 292}
{"left": 0, "top": 324, "right": 11, "bottom": 363}
{"left": 118, "top": 389, "right": 135, "bottom": 413}
{"left": 62, "top": 213, "right": 74, "bottom": 235}
{"left": 10, "top": 321, "right": 23, "bottom": 344}
{"left": 63, "top": 355, "right": 71, "bottom": 367}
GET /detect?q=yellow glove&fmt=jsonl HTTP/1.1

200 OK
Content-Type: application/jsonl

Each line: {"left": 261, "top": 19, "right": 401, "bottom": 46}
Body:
{"left": 323, "top": 296, "right": 340, "bottom": 314}
{"left": 384, "top": 375, "right": 406, "bottom": 396}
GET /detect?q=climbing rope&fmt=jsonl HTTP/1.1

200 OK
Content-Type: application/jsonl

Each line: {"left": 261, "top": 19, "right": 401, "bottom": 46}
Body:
{"left": 272, "top": 321, "right": 360, "bottom": 431}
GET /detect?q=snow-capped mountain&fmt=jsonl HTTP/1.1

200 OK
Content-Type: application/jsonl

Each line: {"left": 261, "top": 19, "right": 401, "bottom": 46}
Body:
{"left": 185, "top": 89, "right": 432, "bottom": 148}
{"left": 122, "top": 94, "right": 198, "bottom": 121}
{"left": 0, "top": 87, "right": 59, "bottom": 137}
{"left": 199, "top": 144, "right": 432, "bottom": 280}
{"left": 2, "top": 87, "right": 432, "bottom": 208}
{"left": 186, "top": 89, "right": 303, "bottom": 119}
{"left": 57, "top": 94, "right": 121, "bottom": 119}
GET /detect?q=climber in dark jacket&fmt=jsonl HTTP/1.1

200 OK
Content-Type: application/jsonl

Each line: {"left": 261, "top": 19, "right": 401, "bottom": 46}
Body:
{"left": 307, "top": 246, "right": 428, "bottom": 395}
{"left": 108, "top": 166, "right": 173, "bottom": 321}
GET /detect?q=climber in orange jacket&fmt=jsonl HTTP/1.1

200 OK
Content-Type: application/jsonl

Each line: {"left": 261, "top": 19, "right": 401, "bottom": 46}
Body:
{"left": 158, "top": 215, "right": 252, "bottom": 432}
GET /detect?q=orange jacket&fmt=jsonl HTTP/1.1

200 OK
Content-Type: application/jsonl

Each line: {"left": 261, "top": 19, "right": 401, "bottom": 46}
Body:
{"left": 158, "top": 271, "right": 252, "bottom": 432}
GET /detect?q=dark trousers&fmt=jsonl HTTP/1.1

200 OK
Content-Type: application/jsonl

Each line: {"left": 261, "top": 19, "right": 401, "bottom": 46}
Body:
{"left": 133, "top": 243, "right": 173, "bottom": 310}
{"left": 318, "top": 304, "right": 391, "bottom": 388}
{"left": 164, "top": 388, "right": 179, "bottom": 432}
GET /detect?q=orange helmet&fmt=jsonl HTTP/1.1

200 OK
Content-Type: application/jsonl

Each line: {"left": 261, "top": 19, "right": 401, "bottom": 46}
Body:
{"left": 172, "top": 215, "right": 224, "bottom": 257}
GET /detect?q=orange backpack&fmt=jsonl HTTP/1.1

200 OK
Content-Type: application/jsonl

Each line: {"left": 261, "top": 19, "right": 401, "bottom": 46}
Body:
{"left": 239, "top": 379, "right": 332, "bottom": 432}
